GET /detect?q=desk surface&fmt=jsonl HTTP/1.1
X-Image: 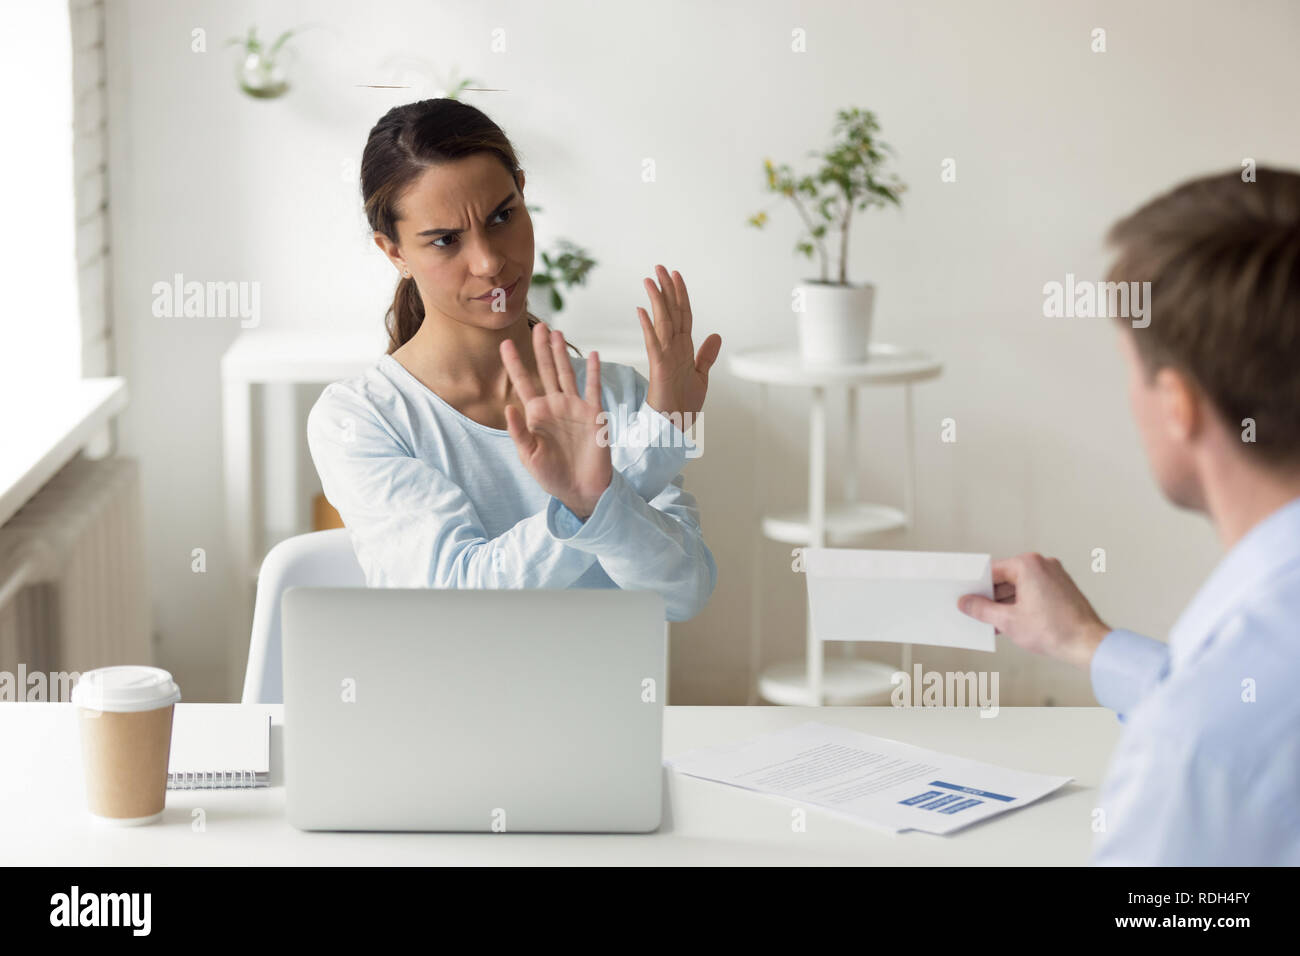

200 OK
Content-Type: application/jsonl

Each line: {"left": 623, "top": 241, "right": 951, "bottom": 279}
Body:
{"left": 1, "top": 704, "right": 1119, "bottom": 865}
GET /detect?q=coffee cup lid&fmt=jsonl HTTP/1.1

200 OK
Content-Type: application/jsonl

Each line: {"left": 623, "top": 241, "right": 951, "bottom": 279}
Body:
{"left": 71, "top": 666, "right": 182, "bottom": 712}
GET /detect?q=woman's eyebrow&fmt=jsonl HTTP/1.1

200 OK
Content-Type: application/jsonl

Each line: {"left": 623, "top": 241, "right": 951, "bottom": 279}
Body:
{"left": 416, "top": 192, "right": 516, "bottom": 237}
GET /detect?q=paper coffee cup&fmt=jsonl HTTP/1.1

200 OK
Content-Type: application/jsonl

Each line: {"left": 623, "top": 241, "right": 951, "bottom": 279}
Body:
{"left": 72, "top": 666, "right": 182, "bottom": 826}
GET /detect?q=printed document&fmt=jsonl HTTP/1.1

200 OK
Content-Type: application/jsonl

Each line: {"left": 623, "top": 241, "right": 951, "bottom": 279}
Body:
{"left": 667, "top": 722, "right": 1072, "bottom": 834}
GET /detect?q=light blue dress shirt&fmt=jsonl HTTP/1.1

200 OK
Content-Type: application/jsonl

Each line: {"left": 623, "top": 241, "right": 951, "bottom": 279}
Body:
{"left": 306, "top": 352, "right": 716, "bottom": 622}
{"left": 1089, "top": 495, "right": 1300, "bottom": 865}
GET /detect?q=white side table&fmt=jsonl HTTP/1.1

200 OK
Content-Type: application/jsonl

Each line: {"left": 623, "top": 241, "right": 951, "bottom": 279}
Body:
{"left": 727, "top": 344, "right": 943, "bottom": 706}
{"left": 221, "top": 329, "right": 386, "bottom": 701}
{"left": 220, "top": 328, "right": 650, "bottom": 702}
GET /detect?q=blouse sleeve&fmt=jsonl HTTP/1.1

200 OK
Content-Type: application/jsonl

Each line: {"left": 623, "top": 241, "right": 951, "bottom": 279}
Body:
{"left": 545, "top": 465, "right": 717, "bottom": 623}
{"left": 605, "top": 366, "right": 701, "bottom": 504}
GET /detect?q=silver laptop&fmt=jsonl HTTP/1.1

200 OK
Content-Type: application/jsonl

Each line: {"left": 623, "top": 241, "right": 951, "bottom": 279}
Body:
{"left": 281, "top": 587, "right": 667, "bottom": 832}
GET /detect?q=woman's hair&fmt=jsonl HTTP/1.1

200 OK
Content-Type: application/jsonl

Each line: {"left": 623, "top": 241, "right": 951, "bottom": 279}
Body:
{"left": 360, "top": 98, "right": 581, "bottom": 358}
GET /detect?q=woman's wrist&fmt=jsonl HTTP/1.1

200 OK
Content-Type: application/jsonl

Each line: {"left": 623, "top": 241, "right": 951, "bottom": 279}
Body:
{"left": 560, "top": 474, "right": 612, "bottom": 522}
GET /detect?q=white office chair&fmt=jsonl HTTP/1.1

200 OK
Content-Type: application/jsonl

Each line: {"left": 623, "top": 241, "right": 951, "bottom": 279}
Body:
{"left": 241, "top": 528, "right": 366, "bottom": 704}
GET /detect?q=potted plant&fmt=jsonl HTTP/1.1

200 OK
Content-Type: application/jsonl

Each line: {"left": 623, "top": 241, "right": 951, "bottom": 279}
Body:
{"left": 526, "top": 221, "right": 597, "bottom": 327}
{"left": 749, "top": 108, "right": 906, "bottom": 363}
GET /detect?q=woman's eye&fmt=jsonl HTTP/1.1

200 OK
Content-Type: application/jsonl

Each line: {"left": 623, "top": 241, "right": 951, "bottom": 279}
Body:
{"left": 430, "top": 208, "right": 514, "bottom": 249}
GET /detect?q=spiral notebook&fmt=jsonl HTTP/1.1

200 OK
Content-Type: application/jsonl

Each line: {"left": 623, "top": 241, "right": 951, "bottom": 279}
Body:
{"left": 166, "top": 704, "right": 272, "bottom": 790}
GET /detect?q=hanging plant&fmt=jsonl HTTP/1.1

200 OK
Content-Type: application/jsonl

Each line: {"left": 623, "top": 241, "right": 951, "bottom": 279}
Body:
{"left": 227, "top": 26, "right": 300, "bottom": 99}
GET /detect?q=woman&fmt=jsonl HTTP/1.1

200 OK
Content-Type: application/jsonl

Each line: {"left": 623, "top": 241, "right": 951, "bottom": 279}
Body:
{"left": 306, "top": 98, "right": 722, "bottom": 621}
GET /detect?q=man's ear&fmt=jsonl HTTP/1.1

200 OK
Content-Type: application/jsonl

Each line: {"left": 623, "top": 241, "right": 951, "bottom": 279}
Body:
{"left": 1154, "top": 366, "right": 1202, "bottom": 444}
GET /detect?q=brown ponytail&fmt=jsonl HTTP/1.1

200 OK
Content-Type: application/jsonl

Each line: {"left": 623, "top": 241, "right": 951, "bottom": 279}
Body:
{"left": 360, "top": 98, "right": 581, "bottom": 358}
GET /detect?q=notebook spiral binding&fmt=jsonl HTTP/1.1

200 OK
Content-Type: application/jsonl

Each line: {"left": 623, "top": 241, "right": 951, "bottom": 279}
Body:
{"left": 167, "top": 770, "right": 264, "bottom": 790}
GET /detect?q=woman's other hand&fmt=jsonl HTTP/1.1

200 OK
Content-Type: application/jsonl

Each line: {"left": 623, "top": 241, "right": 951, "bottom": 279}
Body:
{"left": 637, "top": 265, "right": 723, "bottom": 421}
{"left": 500, "top": 321, "right": 611, "bottom": 520}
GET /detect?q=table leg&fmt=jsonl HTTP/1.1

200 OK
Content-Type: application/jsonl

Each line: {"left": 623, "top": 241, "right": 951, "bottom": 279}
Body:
{"left": 845, "top": 385, "right": 858, "bottom": 504}
{"left": 222, "top": 378, "right": 253, "bottom": 702}
{"left": 842, "top": 386, "right": 858, "bottom": 660}
{"left": 902, "top": 382, "right": 917, "bottom": 680}
{"left": 808, "top": 385, "right": 826, "bottom": 705}
{"left": 748, "top": 383, "right": 766, "bottom": 705}
{"left": 903, "top": 382, "right": 916, "bottom": 527}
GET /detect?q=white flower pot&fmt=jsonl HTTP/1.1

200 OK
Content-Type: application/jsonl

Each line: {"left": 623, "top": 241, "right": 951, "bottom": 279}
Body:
{"left": 795, "top": 281, "right": 875, "bottom": 364}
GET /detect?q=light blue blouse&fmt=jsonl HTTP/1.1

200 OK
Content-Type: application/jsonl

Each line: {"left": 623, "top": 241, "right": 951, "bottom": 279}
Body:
{"left": 306, "top": 351, "right": 716, "bottom": 622}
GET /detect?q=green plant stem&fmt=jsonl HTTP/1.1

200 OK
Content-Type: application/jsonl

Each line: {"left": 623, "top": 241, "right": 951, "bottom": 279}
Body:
{"left": 786, "top": 192, "right": 828, "bottom": 281}
{"left": 838, "top": 192, "right": 852, "bottom": 284}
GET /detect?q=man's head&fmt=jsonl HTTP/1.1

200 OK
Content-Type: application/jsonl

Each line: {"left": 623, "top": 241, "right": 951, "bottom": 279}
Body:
{"left": 1107, "top": 167, "right": 1300, "bottom": 510}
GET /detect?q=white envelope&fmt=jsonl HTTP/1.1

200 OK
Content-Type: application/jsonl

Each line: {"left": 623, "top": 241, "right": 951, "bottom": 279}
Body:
{"left": 804, "top": 547, "right": 996, "bottom": 651}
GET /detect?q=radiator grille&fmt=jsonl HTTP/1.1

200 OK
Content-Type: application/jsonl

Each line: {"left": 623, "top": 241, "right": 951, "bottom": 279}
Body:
{"left": 0, "top": 456, "right": 152, "bottom": 699}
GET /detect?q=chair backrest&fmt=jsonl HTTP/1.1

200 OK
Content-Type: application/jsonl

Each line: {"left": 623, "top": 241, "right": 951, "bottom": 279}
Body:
{"left": 242, "top": 528, "right": 365, "bottom": 704}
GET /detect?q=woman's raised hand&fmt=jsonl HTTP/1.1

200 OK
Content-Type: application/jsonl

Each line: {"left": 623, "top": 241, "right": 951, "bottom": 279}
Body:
{"left": 636, "top": 265, "right": 723, "bottom": 420}
{"left": 500, "top": 321, "right": 611, "bottom": 520}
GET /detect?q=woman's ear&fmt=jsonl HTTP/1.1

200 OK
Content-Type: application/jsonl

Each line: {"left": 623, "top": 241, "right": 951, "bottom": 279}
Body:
{"left": 373, "top": 231, "right": 404, "bottom": 272}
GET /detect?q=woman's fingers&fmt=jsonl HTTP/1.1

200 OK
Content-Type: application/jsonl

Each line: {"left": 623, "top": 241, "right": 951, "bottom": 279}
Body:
{"left": 551, "top": 328, "right": 578, "bottom": 394}
{"left": 655, "top": 264, "right": 679, "bottom": 313}
{"left": 670, "top": 269, "right": 692, "bottom": 337}
{"left": 533, "top": 319, "right": 561, "bottom": 394}
{"left": 503, "top": 403, "right": 535, "bottom": 457}
{"left": 499, "top": 338, "right": 539, "bottom": 403}
{"left": 642, "top": 275, "right": 673, "bottom": 348}
{"left": 695, "top": 332, "right": 722, "bottom": 375}
{"left": 636, "top": 306, "right": 661, "bottom": 368}
{"left": 585, "top": 350, "right": 601, "bottom": 409}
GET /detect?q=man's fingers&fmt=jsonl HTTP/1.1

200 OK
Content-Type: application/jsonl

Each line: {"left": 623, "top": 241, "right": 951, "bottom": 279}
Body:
{"left": 991, "top": 557, "right": 1023, "bottom": 585}
{"left": 994, "top": 581, "right": 1015, "bottom": 601}
{"left": 957, "top": 594, "right": 1011, "bottom": 634}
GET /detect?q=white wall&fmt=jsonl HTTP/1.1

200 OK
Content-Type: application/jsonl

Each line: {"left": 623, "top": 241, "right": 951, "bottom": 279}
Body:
{"left": 104, "top": 0, "right": 1300, "bottom": 702}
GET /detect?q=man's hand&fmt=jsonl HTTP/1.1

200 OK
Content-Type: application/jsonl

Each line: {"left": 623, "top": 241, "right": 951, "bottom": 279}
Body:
{"left": 957, "top": 552, "right": 1110, "bottom": 671}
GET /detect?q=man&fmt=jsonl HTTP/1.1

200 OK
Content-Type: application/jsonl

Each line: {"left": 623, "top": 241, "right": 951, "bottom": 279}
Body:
{"left": 958, "top": 167, "right": 1300, "bottom": 865}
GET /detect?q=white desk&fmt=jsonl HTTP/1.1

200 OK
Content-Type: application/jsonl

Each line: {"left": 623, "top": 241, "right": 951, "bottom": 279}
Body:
{"left": 2, "top": 703, "right": 1119, "bottom": 865}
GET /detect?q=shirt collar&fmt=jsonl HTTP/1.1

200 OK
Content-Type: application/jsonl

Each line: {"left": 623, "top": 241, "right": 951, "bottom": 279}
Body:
{"left": 1168, "top": 494, "right": 1300, "bottom": 671}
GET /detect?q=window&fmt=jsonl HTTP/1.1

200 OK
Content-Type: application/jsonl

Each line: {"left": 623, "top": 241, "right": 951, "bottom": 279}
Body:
{"left": 0, "top": 1, "right": 84, "bottom": 403}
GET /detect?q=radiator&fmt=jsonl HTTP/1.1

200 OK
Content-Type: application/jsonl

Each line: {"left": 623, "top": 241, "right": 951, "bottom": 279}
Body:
{"left": 0, "top": 455, "right": 153, "bottom": 700}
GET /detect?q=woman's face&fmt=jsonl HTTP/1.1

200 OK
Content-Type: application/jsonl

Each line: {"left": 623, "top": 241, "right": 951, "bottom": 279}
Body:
{"left": 380, "top": 152, "right": 534, "bottom": 330}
